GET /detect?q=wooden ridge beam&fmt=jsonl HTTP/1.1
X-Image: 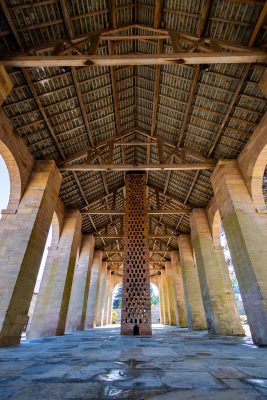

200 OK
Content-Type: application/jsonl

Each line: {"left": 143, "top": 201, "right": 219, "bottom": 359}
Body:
{"left": 60, "top": 162, "right": 215, "bottom": 172}
{"left": 104, "top": 250, "right": 172, "bottom": 254}
{"left": 1, "top": 51, "right": 266, "bottom": 67}
{"left": 82, "top": 209, "right": 190, "bottom": 215}
{"left": 95, "top": 234, "right": 177, "bottom": 239}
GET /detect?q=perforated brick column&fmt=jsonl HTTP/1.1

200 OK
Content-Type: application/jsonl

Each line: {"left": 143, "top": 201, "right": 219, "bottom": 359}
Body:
{"left": 121, "top": 173, "right": 152, "bottom": 336}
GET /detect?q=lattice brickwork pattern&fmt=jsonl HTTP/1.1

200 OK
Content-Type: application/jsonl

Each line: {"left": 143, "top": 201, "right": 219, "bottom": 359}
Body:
{"left": 121, "top": 173, "right": 152, "bottom": 335}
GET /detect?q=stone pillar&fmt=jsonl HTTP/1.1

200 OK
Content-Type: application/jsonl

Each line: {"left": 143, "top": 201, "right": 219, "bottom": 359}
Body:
{"left": 96, "top": 262, "right": 107, "bottom": 327}
{"left": 159, "top": 273, "right": 166, "bottom": 324}
{"left": 0, "top": 66, "right": 13, "bottom": 105}
{"left": 171, "top": 251, "right": 188, "bottom": 327}
{"left": 103, "top": 269, "right": 111, "bottom": 326}
{"left": 65, "top": 235, "right": 95, "bottom": 332}
{"left": 0, "top": 161, "right": 62, "bottom": 345}
{"left": 178, "top": 235, "right": 206, "bottom": 330}
{"left": 190, "top": 208, "right": 244, "bottom": 336}
{"left": 85, "top": 251, "right": 102, "bottom": 328}
{"left": 165, "top": 262, "right": 178, "bottom": 325}
{"left": 121, "top": 173, "right": 151, "bottom": 335}
{"left": 211, "top": 160, "right": 267, "bottom": 345}
{"left": 161, "top": 269, "right": 170, "bottom": 325}
{"left": 29, "top": 210, "right": 82, "bottom": 338}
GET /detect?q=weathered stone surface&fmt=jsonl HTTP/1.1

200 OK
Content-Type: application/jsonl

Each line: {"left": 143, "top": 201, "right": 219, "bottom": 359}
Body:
{"left": 0, "top": 161, "right": 62, "bottom": 345}
{"left": 65, "top": 235, "right": 95, "bottom": 332}
{"left": 178, "top": 234, "right": 206, "bottom": 330}
{"left": 29, "top": 210, "right": 82, "bottom": 338}
{"left": 1, "top": 325, "right": 267, "bottom": 400}
{"left": 211, "top": 160, "right": 267, "bottom": 346}
{"left": 190, "top": 208, "right": 244, "bottom": 336}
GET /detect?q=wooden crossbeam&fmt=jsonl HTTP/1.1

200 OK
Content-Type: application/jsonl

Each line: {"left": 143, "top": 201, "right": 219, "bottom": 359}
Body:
{"left": 95, "top": 234, "right": 175, "bottom": 239}
{"left": 1, "top": 51, "right": 266, "bottom": 67}
{"left": 82, "top": 209, "right": 190, "bottom": 215}
{"left": 104, "top": 250, "right": 172, "bottom": 254}
{"left": 60, "top": 162, "right": 215, "bottom": 172}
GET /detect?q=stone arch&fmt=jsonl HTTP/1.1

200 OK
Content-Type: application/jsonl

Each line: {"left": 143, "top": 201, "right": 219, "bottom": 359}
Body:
{"left": 206, "top": 196, "right": 221, "bottom": 248}
{"left": 0, "top": 110, "right": 34, "bottom": 212}
{"left": 0, "top": 140, "right": 21, "bottom": 213}
{"left": 50, "top": 199, "right": 65, "bottom": 248}
{"left": 238, "top": 112, "right": 267, "bottom": 211}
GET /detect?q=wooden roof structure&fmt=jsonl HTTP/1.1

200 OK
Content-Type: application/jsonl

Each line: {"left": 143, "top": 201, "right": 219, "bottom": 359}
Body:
{"left": 0, "top": 0, "right": 267, "bottom": 270}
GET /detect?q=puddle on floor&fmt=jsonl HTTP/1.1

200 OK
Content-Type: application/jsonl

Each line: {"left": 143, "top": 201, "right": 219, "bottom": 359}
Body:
{"left": 245, "top": 378, "right": 267, "bottom": 389}
{"left": 97, "top": 369, "right": 128, "bottom": 382}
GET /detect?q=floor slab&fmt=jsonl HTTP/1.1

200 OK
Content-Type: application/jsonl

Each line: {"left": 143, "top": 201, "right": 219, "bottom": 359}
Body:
{"left": 0, "top": 325, "right": 266, "bottom": 400}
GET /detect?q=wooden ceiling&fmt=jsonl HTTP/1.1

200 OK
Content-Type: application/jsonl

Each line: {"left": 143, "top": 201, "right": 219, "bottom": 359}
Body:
{"left": 0, "top": 0, "right": 266, "bottom": 267}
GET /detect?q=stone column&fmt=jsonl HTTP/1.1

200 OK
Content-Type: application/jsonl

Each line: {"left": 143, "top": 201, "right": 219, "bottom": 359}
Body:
{"left": 161, "top": 269, "right": 170, "bottom": 325}
{"left": 178, "top": 235, "right": 206, "bottom": 330}
{"left": 211, "top": 160, "right": 267, "bottom": 345}
{"left": 85, "top": 251, "right": 102, "bottom": 328}
{"left": 159, "top": 273, "right": 166, "bottom": 324}
{"left": 29, "top": 210, "right": 82, "bottom": 338}
{"left": 165, "top": 262, "right": 178, "bottom": 325}
{"left": 0, "top": 161, "right": 62, "bottom": 345}
{"left": 96, "top": 262, "right": 107, "bottom": 327}
{"left": 171, "top": 251, "right": 188, "bottom": 327}
{"left": 102, "top": 269, "right": 111, "bottom": 326}
{"left": 190, "top": 208, "right": 244, "bottom": 336}
{"left": 65, "top": 235, "right": 95, "bottom": 332}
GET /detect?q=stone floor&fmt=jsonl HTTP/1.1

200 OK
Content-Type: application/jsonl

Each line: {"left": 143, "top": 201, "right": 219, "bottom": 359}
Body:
{"left": 0, "top": 325, "right": 267, "bottom": 400}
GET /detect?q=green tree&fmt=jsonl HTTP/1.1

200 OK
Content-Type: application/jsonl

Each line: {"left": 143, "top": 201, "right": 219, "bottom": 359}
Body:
{"left": 150, "top": 286, "right": 159, "bottom": 305}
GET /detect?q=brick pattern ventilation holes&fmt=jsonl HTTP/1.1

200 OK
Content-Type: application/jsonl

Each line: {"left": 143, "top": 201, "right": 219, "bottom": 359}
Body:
{"left": 121, "top": 173, "right": 152, "bottom": 336}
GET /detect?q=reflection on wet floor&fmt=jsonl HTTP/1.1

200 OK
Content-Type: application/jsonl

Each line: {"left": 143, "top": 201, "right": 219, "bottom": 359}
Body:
{"left": 0, "top": 325, "right": 267, "bottom": 400}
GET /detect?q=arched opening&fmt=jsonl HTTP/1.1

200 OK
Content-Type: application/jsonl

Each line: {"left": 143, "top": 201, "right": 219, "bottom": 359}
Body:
{"left": 250, "top": 145, "right": 267, "bottom": 211}
{"left": 150, "top": 283, "right": 160, "bottom": 324}
{"left": 0, "top": 155, "right": 10, "bottom": 217}
{"left": 112, "top": 283, "right": 122, "bottom": 325}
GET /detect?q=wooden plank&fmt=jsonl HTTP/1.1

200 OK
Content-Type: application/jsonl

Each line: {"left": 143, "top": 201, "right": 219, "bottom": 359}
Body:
{"left": 2, "top": 51, "right": 266, "bottom": 67}
{"left": 60, "top": 162, "right": 215, "bottom": 172}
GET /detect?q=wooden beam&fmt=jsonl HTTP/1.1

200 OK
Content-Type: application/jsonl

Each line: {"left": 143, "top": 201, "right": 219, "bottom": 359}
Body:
{"left": 104, "top": 250, "right": 172, "bottom": 254}
{"left": 1, "top": 51, "right": 266, "bottom": 67}
{"left": 248, "top": 1, "right": 267, "bottom": 47}
{"left": 0, "top": 0, "right": 24, "bottom": 50}
{"left": 196, "top": 0, "right": 211, "bottom": 37}
{"left": 95, "top": 234, "right": 176, "bottom": 239}
{"left": 60, "top": 162, "right": 215, "bottom": 172}
{"left": 82, "top": 209, "right": 190, "bottom": 215}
